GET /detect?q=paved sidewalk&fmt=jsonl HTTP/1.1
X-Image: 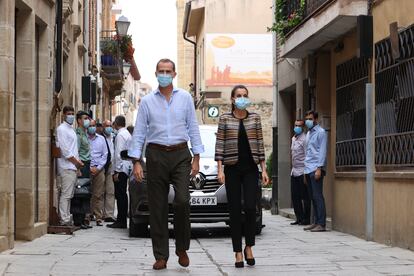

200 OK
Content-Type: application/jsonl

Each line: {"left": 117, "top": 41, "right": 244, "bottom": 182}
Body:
{"left": 1, "top": 212, "right": 414, "bottom": 275}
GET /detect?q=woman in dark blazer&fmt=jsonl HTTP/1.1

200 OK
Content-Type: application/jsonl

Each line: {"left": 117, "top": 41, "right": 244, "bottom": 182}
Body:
{"left": 215, "top": 84, "right": 269, "bottom": 268}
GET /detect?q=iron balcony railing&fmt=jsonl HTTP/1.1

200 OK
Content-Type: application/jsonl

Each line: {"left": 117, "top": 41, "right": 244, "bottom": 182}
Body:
{"left": 282, "top": 0, "right": 334, "bottom": 35}
{"left": 100, "top": 30, "right": 122, "bottom": 75}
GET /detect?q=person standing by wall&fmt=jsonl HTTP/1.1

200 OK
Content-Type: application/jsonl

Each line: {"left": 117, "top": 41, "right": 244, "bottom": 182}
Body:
{"left": 56, "top": 106, "right": 84, "bottom": 226}
{"left": 215, "top": 85, "right": 269, "bottom": 268}
{"left": 107, "top": 115, "right": 131, "bottom": 229}
{"left": 102, "top": 120, "right": 115, "bottom": 222}
{"left": 290, "top": 120, "right": 311, "bottom": 226}
{"left": 87, "top": 119, "right": 108, "bottom": 226}
{"left": 303, "top": 110, "right": 327, "bottom": 232}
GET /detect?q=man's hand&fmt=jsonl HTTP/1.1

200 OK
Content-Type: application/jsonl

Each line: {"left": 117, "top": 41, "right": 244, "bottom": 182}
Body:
{"left": 113, "top": 173, "right": 119, "bottom": 182}
{"left": 191, "top": 155, "right": 200, "bottom": 177}
{"left": 133, "top": 162, "right": 144, "bottom": 182}
{"left": 315, "top": 168, "right": 322, "bottom": 180}
{"left": 90, "top": 166, "right": 98, "bottom": 176}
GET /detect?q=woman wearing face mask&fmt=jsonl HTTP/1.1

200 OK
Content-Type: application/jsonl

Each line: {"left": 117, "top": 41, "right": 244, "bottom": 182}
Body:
{"left": 215, "top": 84, "right": 269, "bottom": 268}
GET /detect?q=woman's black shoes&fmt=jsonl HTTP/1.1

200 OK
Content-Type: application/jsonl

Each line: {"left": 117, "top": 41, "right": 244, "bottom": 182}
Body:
{"left": 244, "top": 248, "right": 256, "bottom": 266}
{"left": 235, "top": 253, "right": 244, "bottom": 268}
{"left": 235, "top": 261, "right": 244, "bottom": 268}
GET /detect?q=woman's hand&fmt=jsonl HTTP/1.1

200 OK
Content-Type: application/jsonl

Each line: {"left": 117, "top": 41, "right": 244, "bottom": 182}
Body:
{"left": 261, "top": 170, "right": 270, "bottom": 187}
{"left": 218, "top": 170, "right": 225, "bottom": 184}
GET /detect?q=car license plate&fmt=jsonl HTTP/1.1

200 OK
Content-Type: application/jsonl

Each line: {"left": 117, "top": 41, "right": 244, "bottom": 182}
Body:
{"left": 190, "top": 196, "right": 217, "bottom": 206}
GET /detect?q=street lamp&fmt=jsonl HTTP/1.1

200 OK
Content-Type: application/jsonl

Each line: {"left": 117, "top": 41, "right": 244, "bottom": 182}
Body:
{"left": 123, "top": 61, "right": 131, "bottom": 77}
{"left": 122, "top": 101, "right": 129, "bottom": 115}
{"left": 115, "top": 15, "right": 130, "bottom": 37}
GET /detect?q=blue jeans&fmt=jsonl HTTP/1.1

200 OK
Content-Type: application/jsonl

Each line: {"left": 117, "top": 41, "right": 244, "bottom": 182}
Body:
{"left": 306, "top": 171, "right": 326, "bottom": 226}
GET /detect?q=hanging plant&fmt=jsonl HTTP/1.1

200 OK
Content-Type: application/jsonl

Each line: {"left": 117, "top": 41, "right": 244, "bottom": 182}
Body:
{"left": 268, "top": 0, "right": 306, "bottom": 44}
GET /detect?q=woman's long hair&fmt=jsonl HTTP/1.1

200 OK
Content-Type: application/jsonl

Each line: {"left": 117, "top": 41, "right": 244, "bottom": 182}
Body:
{"left": 231, "top": 84, "right": 249, "bottom": 111}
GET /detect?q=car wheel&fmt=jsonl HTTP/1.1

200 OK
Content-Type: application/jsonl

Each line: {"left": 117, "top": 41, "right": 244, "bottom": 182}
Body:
{"left": 129, "top": 220, "right": 149, "bottom": 237}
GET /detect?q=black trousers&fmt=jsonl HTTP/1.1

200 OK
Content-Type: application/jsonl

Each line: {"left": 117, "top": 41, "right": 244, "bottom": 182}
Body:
{"left": 146, "top": 147, "right": 192, "bottom": 261}
{"left": 291, "top": 175, "right": 311, "bottom": 224}
{"left": 114, "top": 172, "right": 128, "bottom": 224}
{"left": 224, "top": 165, "right": 259, "bottom": 252}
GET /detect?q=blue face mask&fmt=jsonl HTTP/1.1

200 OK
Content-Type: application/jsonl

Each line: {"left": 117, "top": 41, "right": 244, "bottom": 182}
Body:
{"left": 305, "top": 119, "right": 314, "bottom": 129}
{"left": 157, "top": 74, "right": 173, "bottom": 88}
{"left": 87, "top": 126, "right": 96, "bottom": 135}
{"left": 294, "top": 126, "right": 303, "bottom": 135}
{"left": 65, "top": 115, "right": 75, "bottom": 125}
{"left": 113, "top": 129, "right": 118, "bottom": 136}
{"left": 234, "top": 97, "right": 251, "bottom": 110}
{"left": 83, "top": 119, "right": 90, "bottom": 128}
{"left": 104, "top": 127, "right": 113, "bottom": 135}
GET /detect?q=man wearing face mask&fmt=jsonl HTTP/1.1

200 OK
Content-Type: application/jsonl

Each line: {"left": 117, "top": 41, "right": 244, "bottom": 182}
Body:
{"left": 56, "top": 106, "right": 84, "bottom": 226}
{"left": 87, "top": 119, "right": 108, "bottom": 226}
{"left": 108, "top": 115, "right": 132, "bottom": 229}
{"left": 76, "top": 111, "right": 91, "bottom": 178}
{"left": 290, "top": 120, "right": 311, "bottom": 226}
{"left": 303, "top": 110, "right": 327, "bottom": 232}
{"left": 129, "top": 58, "right": 204, "bottom": 270}
{"left": 102, "top": 120, "right": 115, "bottom": 222}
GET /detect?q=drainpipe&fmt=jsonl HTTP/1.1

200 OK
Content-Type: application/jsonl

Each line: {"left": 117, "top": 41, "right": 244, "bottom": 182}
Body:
{"left": 183, "top": 1, "right": 197, "bottom": 104}
{"left": 55, "top": 0, "right": 62, "bottom": 94}
{"left": 84, "top": 0, "right": 89, "bottom": 76}
{"left": 49, "top": 0, "right": 63, "bottom": 227}
{"left": 83, "top": 0, "right": 89, "bottom": 112}
{"left": 271, "top": 2, "right": 279, "bottom": 215}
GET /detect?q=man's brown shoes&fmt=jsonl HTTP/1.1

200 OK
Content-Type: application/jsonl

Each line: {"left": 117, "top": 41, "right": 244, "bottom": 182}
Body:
{"left": 176, "top": 250, "right": 190, "bottom": 267}
{"left": 153, "top": 259, "right": 167, "bottom": 270}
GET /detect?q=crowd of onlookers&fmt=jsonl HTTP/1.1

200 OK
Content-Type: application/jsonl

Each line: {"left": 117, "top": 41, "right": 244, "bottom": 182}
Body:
{"left": 55, "top": 106, "right": 134, "bottom": 229}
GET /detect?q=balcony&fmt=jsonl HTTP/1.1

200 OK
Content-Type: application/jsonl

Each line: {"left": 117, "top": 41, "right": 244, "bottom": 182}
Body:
{"left": 100, "top": 30, "right": 123, "bottom": 80}
{"left": 278, "top": 0, "right": 367, "bottom": 58}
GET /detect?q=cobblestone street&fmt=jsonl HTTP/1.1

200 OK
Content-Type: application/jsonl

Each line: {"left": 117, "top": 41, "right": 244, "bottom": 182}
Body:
{"left": 1, "top": 211, "right": 414, "bottom": 276}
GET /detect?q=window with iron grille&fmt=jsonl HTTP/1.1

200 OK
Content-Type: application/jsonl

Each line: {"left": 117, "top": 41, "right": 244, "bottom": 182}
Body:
{"left": 374, "top": 25, "right": 414, "bottom": 168}
{"left": 336, "top": 24, "right": 414, "bottom": 169}
{"left": 335, "top": 57, "right": 369, "bottom": 168}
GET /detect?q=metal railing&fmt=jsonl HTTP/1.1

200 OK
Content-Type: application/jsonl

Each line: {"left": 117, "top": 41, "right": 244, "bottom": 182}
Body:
{"left": 100, "top": 30, "right": 122, "bottom": 73}
{"left": 283, "top": 0, "right": 333, "bottom": 35}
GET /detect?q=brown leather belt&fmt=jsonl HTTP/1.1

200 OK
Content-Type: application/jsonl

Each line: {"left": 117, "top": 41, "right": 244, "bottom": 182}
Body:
{"left": 147, "top": 142, "right": 188, "bottom": 152}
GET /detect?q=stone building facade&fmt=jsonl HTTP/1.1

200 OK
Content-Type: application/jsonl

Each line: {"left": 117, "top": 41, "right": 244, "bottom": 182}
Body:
{"left": 0, "top": 0, "right": 55, "bottom": 252}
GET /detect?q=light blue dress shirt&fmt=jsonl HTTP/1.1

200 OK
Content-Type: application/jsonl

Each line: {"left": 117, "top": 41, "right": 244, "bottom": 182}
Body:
{"left": 304, "top": 124, "right": 327, "bottom": 174}
{"left": 88, "top": 134, "right": 108, "bottom": 171}
{"left": 128, "top": 87, "right": 204, "bottom": 159}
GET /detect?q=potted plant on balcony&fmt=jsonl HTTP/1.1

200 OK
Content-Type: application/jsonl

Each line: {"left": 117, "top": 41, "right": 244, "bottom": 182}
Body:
{"left": 268, "top": 0, "right": 305, "bottom": 43}
{"left": 101, "top": 39, "right": 117, "bottom": 66}
{"left": 119, "top": 34, "right": 135, "bottom": 62}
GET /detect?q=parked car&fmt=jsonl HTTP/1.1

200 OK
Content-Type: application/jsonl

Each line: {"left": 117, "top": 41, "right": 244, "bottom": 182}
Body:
{"left": 127, "top": 125, "right": 263, "bottom": 237}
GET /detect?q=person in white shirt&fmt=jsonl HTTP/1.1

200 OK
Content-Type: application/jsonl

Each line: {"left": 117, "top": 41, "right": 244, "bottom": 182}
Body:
{"left": 107, "top": 115, "right": 132, "bottom": 228}
{"left": 102, "top": 119, "right": 116, "bottom": 222}
{"left": 56, "top": 106, "right": 84, "bottom": 225}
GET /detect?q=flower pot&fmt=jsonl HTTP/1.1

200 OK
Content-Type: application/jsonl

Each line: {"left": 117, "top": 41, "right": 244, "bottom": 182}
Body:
{"left": 101, "top": 55, "right": 115, "bottom": 66}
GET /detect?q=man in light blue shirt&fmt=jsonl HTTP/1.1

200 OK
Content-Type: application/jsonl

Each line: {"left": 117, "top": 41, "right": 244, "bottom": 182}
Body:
{"left": 303, "top": 110, "right": 327, "bottom": 232}
{"left": 129, "top": 59, "right": 204, "bottom": 270}
{"left": 87, "top": 119, "right": 108, "bottom": 226}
